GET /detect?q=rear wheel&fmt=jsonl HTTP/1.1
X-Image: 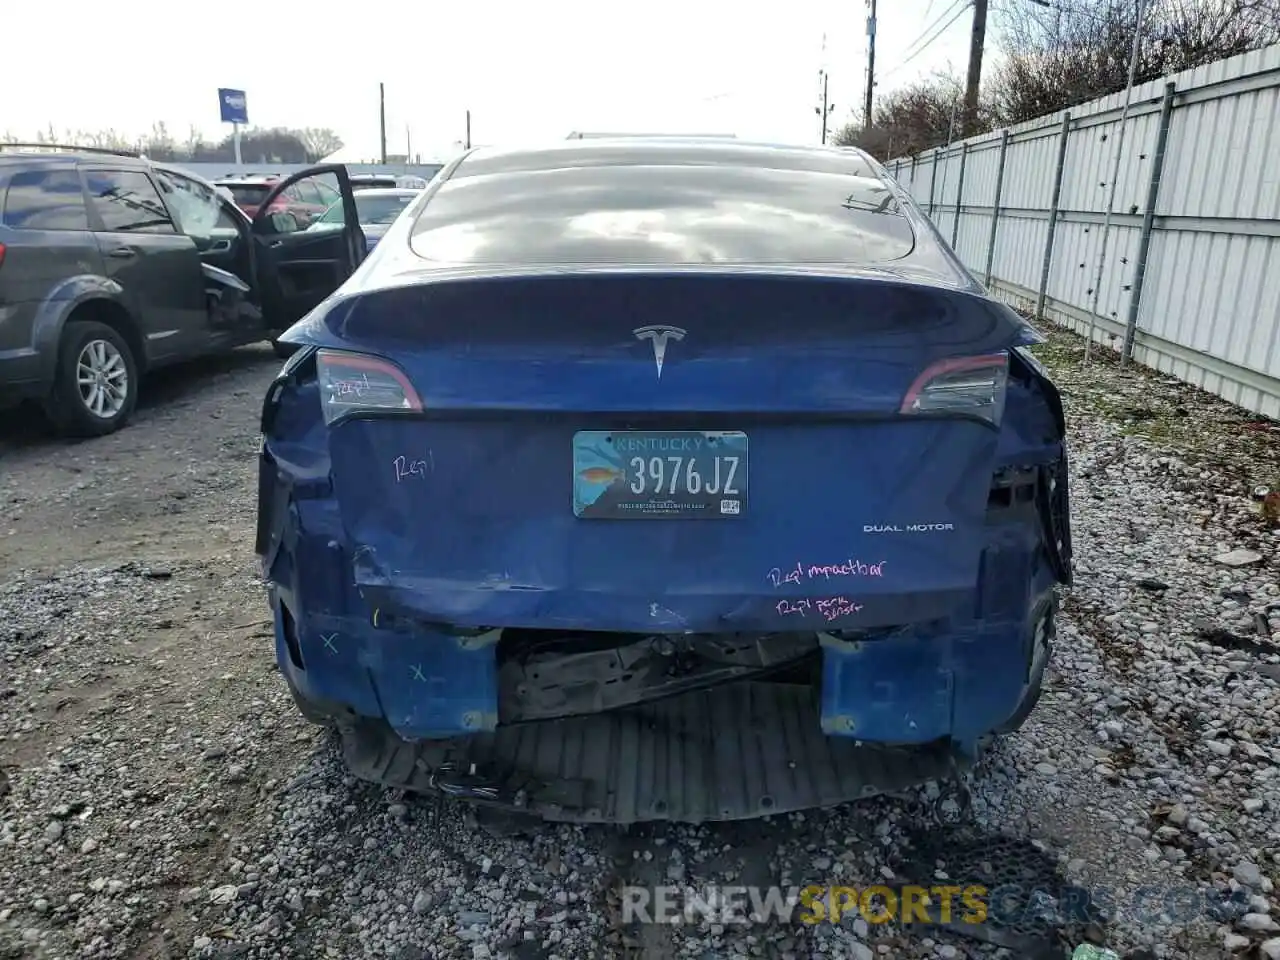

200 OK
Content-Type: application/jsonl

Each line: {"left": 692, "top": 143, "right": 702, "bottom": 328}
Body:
{"left": 45, "top": 321, "right": 138, "bottom": 437}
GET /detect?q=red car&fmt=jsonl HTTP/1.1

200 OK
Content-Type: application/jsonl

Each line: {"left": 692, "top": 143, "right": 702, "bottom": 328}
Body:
{"left": 215, "top": 174, "right": 338, "bottom": 227}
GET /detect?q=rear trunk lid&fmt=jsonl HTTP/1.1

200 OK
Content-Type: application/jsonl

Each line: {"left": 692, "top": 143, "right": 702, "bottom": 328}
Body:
{"left": 304, "top": 271, "right": 1038, "bottom": 633}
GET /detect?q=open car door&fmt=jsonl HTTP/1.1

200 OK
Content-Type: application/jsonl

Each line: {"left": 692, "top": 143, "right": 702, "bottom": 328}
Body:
{"left": 251, "top": 165, "right": 364, "bottom": 331}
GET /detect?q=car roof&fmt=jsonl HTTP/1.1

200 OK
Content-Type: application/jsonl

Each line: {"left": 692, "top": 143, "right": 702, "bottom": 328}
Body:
{"left": 409, "top": 138, "right": 913, "bottom": 263}
{"left": 452, "top": 137, "right": 878, "bottom": 177}
{"left": 0, "top": 149, "right": 149, "bottom": 168}
{"left": 152, "top": 161, "right": 207, "bottom": 177}
{"left": 152, "top": 163, "right": 230, "bottom": 189}
{"left": 566, "top": 131, "right": 738, "bottom": 140}
{"left": 352, "top": 188, "right": 420, "bottom": 197}
{"left": 214, "top": 175, "right": 279, "bottom": 185}
{"left": 340, "top": 137, "right": 977, "bottom": 296}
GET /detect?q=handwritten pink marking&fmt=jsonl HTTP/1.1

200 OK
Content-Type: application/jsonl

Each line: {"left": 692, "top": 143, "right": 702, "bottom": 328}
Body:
{"left": 816, "top": 597, "right": 864, "bottom": 621}
{"left": 776, "top": 596, "right": 864, "bottom": 621}
{"left": 776, "top": 599, "right": 813, "bottom": 617}
{"left": 766, "top": 560, "right": 886, "bottom": 588}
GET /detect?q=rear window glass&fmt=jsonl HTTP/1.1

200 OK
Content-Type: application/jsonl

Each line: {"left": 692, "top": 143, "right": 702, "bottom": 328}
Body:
{"left": 316, "top": 192, "right": 418, "bottom": 226}
{"left": 355, "top": 193, "right": 415, "bottom": 224}
{"left": 2, "top": 169, "right": 90, "bottom": 230}
{"left": 225, "top": 184, "right": 272, "bottom": 205}
{"left": 409, "top": 162, "right": 910, "bottom": 266}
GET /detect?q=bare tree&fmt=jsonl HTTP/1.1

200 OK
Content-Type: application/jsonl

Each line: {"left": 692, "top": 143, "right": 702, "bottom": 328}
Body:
{"left": 185, "top": 125, "right": 205, "bottom": 158}
{"left": 847, "top": 0, "right": 1280, "bottom": 159}
{"left": 299, "top": 127, "right": 344, "bottom": 161}
{"left": 833, "top": 72, "right": 986, "bottom": 160}
{"left": 144, "top": 121, "right": 177, "bottom": 160}
{"left": 990, "top": 0, "right": 1280, "bottom": 123}
{"left": 1, "top": 122, "right": 347, "bottom": 164}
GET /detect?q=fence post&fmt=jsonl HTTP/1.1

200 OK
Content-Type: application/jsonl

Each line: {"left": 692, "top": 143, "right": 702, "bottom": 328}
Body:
{"left": 984, "top": 129, "right": 1010, "bottom": 286}
{"left": 927, "top": 148, "right": 940, "bottom": 219}
{"left": 950, "top": 142, "right": 969, "bottom": 249}
{"left": 936, "top": 146, "right": 953, "bottom": 223}
{"left": 1035, "top": 112, "right": 1072, "bottom": 322}
{"left": 1121, "top": 82, "right": 1176, "bottom": 366}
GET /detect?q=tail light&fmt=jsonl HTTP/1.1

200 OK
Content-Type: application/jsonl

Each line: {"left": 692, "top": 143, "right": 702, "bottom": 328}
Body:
{"left": 900, "top": 353, "right": 1009, "bottom": 427}
{"left": 316, "top": 349, "right": 422, "bottom": 425}
{"left": 0, "top": 242, "right": 6, "bottom": 268}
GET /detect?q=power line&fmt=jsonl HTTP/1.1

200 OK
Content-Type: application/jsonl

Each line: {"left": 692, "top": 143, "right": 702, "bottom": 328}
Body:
{"left": 895, "top": 0, "right": 969, "bottom": 64}
{"left": 880, "top": 0, "right": 973, "bottom": 80}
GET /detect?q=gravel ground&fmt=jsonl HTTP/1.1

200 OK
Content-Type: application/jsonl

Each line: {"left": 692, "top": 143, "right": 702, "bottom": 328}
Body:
{"left": 4, "top": 333, "right": 1280, "bottom": 960}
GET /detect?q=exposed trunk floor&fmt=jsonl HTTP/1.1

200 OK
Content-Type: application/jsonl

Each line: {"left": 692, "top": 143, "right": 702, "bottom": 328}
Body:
{"left": 340, "top": 680, "right": 963, "bottom": 824}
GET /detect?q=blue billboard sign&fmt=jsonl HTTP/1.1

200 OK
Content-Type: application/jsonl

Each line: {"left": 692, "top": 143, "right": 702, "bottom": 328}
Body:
{"left": 218, "top": 88, "right": 249, "bottom": 125}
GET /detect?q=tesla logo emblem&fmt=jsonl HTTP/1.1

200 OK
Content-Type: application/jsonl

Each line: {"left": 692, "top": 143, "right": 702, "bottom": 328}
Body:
{"left": 633, "top": 325, "right": 686, "bottom": 379}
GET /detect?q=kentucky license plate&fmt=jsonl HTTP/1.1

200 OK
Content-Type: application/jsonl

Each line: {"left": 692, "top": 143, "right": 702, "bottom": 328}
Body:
{"left": 572, "top": 430, "right": 748, "bottom": 519}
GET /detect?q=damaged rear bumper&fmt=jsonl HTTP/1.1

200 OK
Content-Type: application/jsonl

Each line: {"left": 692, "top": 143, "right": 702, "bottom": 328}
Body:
{"left": 270, "top": 577, "right": 1055, "bottom": 822}
{"left": 254, "top": 296, "right": 1071, "bottom": 824}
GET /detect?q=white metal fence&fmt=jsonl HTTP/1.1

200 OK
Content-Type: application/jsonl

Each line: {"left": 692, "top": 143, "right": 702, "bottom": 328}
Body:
{"left": 888, "top": 45, "right": 1280, "bottom": 418}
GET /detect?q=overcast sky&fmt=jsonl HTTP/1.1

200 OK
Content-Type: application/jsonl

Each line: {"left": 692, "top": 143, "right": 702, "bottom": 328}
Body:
{"left": 2, "top": 0, "right": 986, "bottom": 160}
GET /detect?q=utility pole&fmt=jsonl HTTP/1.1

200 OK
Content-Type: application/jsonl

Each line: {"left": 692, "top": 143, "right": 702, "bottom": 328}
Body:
{"left": 378, "top": 82, "right": 387, "bottom": 164}
{"left": 822, "top": 71, "right": 830, "bottom": 144}
{"left": 816, "top": 71, "right": 835, "bottom": 144}
{"left": 864, "top": 0, "right": 877, "bottom": 128}
{"left": 465, "top": 110, "right": 471, "bottom": 150}
{"left": 963, "top": 0, "right": 989, "bottom": 135}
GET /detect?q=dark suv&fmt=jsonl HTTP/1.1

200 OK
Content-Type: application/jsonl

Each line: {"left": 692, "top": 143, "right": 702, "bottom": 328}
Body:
{"left": 0, "top": 146, "right": 367, "bottom": 436}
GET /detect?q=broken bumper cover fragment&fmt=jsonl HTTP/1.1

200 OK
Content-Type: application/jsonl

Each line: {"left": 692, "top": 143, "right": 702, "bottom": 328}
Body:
{"left": 819, "top": 591, "right": 1055, "bottom": 744}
